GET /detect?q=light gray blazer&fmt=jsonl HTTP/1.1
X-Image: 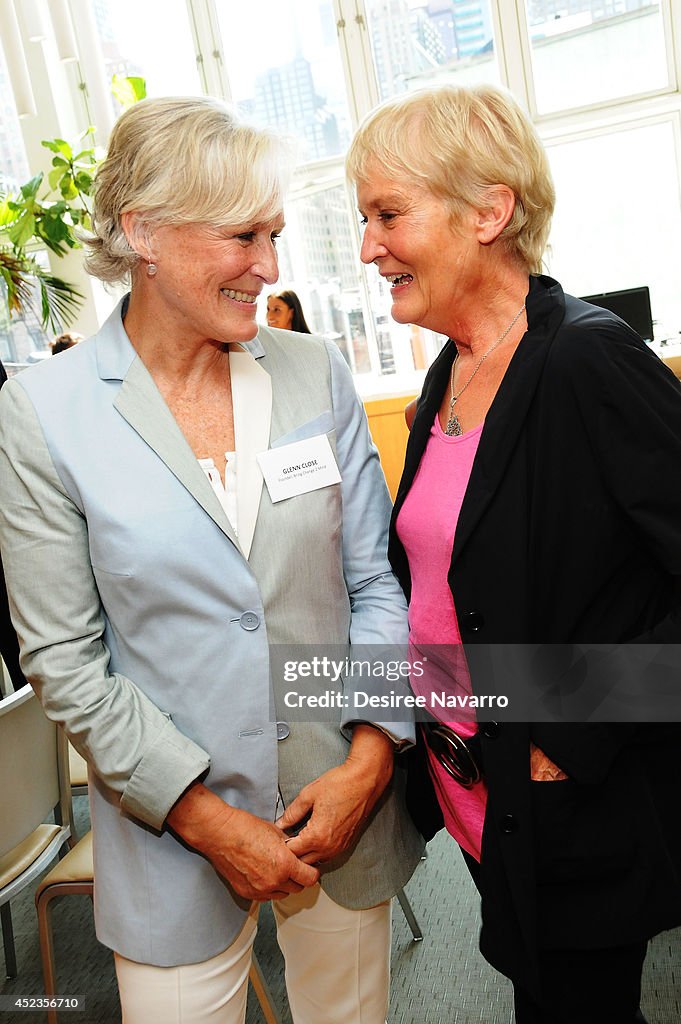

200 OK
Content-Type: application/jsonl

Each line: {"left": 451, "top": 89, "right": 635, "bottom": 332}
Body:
{"left": 0, "top": 300, "right": 423, "bottom": 965}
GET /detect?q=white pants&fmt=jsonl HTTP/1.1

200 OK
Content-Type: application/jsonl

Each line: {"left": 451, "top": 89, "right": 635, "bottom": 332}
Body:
{"left": 114, "top": 885, "right": 391, "bottom": 1024}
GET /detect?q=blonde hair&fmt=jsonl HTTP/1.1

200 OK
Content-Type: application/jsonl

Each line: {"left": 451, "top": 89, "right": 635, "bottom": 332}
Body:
{"left": 346, "top": 84, "right": 555, "bottom": 273}
{"left": 84, "top": 96, "right": 294, "bottom": 283}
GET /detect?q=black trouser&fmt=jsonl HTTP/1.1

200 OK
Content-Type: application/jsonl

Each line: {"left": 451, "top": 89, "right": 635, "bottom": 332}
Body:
{"left": 512, "top": 941, "right": 648, "bottom": 1024}
{"left": 459, "top": 849, "right": 648, "bottom": 1024}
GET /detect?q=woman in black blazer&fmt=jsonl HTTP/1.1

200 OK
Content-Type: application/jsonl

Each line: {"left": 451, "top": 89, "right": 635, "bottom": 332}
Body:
{"left": 347, "top": 84, "right": 681, "bottom": 1023}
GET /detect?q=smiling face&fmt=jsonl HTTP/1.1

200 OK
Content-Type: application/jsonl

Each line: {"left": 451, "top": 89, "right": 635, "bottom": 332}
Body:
{"left": 266, "top": 295, "right": 294, "bottom": 330}
{"left": 136, "top": 216, "right": 284, "bottom": 345}
{"left": 357, "top": 165, "right": 480, "bottom": 336}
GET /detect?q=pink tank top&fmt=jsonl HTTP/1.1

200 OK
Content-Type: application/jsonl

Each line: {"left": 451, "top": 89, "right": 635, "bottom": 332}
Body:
{"left": 396, "top": 412, "right": 487, "bottom": 861}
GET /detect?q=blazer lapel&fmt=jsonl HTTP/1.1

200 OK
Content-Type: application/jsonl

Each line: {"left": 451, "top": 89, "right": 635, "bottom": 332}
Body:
{"left": 390, "top": 276, "right": 567, "bottom": 577}
{"left": 229, "top": 349, "right": 271, "bottom": 560}
{"left": 96, "top": 300, "right": 241, "bottom": 550}
{"left": 453, "top": 276, "right": 566, "bottom": 562}
{"left": 114, "top": 358, "right": 241, "bottom": 549}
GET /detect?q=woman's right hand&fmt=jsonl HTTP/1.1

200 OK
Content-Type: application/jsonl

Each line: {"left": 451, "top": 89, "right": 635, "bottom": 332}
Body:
{"left": 166, "top": 782, "right": 320, "bottom": 901}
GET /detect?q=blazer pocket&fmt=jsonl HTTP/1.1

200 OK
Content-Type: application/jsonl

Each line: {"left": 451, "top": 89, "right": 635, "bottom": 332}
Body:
{"left": 271, "top": 410, "right": 334, "bottom": 448}
{"left": 530, "top": 778, "right": 635, "bottom": 883}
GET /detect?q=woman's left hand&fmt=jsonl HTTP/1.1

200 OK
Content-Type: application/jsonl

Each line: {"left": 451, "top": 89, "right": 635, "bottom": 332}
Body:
{"left": 530, "top": 741, "right": 569, "bottom": 781}
{"left": 276, "top": 724, "right": 394, "bottom": 865}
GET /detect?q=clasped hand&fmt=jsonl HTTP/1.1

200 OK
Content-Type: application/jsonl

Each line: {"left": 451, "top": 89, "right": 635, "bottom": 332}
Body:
{"left": 276, "top": 724, "right": 394, "bottom": 866}
{"left": 166, "top": 783, "right": 319, "bottom": 902}
{"left": 167, "top": 727, "right": 394, "bottom": 900}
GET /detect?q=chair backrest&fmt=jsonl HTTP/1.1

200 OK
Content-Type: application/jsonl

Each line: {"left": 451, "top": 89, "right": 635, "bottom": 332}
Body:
{"left": 0, "top": 686, "right": 72, "bottom": 859}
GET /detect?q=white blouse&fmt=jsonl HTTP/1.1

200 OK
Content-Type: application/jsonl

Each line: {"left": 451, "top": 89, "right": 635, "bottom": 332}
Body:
{"left": 198, "top": 451, "right": 238, "bottom": 535}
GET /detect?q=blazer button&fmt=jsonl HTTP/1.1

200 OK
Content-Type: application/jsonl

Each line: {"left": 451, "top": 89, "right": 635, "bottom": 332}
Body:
{"left": 276, "top": 721, "right": 290, "bottom": 740}
{"left": 463, "top": 610, "right": 484, "bottom": 632}
{"left": 239, "top": 611, "right": 260, "bottom": 631}
{"left": 481, "top": 721, "right": 500, "bottom": 739}
{"left": 500, "top": 814, "right": 517, "bottom": 834}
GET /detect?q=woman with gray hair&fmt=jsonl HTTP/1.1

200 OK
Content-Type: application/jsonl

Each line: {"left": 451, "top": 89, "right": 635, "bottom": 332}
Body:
{"left": 347, "top": 84, "right": 681, "bottom": 1023}
{"left": 0, "top": 96, "right": 422, "bottom": 1023}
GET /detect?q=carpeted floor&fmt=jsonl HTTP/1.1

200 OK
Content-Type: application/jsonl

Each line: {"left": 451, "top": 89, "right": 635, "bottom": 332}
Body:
{"left": 1, "top": 796, "right": 679, "bottom": 1023}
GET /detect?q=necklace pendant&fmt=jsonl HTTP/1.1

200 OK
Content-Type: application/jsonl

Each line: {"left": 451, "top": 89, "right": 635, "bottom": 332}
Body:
{"left": 444, "top": 413, "right": 463, "bottom": 437}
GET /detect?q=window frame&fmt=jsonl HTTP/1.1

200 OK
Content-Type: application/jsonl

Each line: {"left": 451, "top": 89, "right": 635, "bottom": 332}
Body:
{"left": 4, "top": 0, "right": 681, "bottom": 389}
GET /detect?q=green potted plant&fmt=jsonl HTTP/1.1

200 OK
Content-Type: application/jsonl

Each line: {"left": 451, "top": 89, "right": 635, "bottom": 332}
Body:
{"left": 0, "top": 75, "right": 146, "bottom": 338}
{"left": 0, "top": 136, "right": 95, "bottom": 335}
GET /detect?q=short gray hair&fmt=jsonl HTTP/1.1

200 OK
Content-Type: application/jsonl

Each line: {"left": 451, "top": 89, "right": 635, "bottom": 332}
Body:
{"left": 84, "top": 96, "right": 294, "bottom": 283}
{"left": 346, "top": 84, "right": 555, "bottom": 274}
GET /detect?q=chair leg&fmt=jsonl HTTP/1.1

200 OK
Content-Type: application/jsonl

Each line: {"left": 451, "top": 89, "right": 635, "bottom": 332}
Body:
{"left": 395, "top": 887, "right": 423, "bottom": 942}
{"left": 36, "top": 888, "right": 60, "bottom": 1024}
{"left": 1, "top": 903, "right": 17, "bottom": 978}
{"left": 249, "top": 952, "right": 282, "bottom": 1024}
{"left": 37, "top": 884, "right": 93, "bottom": 1024}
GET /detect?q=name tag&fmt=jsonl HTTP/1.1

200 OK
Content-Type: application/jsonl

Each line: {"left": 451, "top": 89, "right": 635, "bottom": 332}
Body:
{"left": 257, "top": 434, "right": 341, "bottom": 503}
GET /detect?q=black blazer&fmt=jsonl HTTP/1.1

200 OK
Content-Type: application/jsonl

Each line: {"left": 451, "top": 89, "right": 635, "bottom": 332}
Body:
{"left": 389, "top": 275, "right": 681, "bottom": 995}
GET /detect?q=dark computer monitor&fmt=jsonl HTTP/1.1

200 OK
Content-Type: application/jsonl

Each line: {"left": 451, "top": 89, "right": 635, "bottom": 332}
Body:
{"left": 580, "top": 286, "right": 654, "bottom": 342}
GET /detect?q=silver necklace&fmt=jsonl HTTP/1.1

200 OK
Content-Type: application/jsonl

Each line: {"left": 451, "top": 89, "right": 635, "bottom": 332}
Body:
{"left": 444, "top": 303, "right": 526, "bottom": 436}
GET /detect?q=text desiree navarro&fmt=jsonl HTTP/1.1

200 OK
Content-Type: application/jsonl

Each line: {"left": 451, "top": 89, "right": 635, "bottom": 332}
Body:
{"left": 283, "top": 691, "right": 510, "bottom": 709}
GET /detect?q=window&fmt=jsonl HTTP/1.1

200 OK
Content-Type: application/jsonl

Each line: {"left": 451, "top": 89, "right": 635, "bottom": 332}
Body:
{"left": 365, "top": 0, "right": 500, "bottom": 99}
{"left": 89, "top": 0, "right": 202, "bottom": 104}
{"left": 3, "top": 0, "right": 681, "bottom": 390}
{"left": 272, "top": 183, "right": 373, "bottom": 373}
{"left": 544, "top": 116, "right": 681, "bottom": 340}
{"left": 524, "top": 1, "right": 670, "bottom": 114}
{"left": 0, "top": 47, "right": 30, "bottom": 192}
{"left": 216, "top": 0, "right": 352, "bottom": 162}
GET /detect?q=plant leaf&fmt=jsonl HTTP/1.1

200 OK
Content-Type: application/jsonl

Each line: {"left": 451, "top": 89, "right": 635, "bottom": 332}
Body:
{"left": 0, "top": 252, "right": 34, "bottom": 316}
{"left": 20, "top": 173, "right": 44, "bottom": 199}
{"left": 73, "top": 149, "right": 97, "bottom": 165}
{"left": 111, "top": 74, "right": 147, "bottom": 108}
{"left": 42, "top": 138, "right": 73, "bottom": 159}
{"left": 59, "top": 174, "right": 79, "bottom": 200}
{"left": 8, "top": 212, "right": 36, "bottom": 247}
{"left": 0, "top": 198, "right": 16, "bottom": 226}
{"left": 35, "top": 272, "right": 84, "bottom": 332}
{"left": 48, "top": 167, "right": 64, "bottom": 191}
{"left": 74, "top": 171, "right": 93, "bottom": 194}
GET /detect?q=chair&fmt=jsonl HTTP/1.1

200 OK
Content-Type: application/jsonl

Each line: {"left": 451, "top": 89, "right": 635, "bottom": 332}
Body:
{"left": 396, "top": 886, "right": 423, "bottom": 942}
{"left": 36, "top": 833, "right": 421, "bottom": 1022}
{"left": 67, "top": 742, "right": 88, "bottom": 798}
{"left": 36, "top": 831, "right": 283, "bottom": 1024}
{"left": 0, "top": 685, "right": 73, "bottom": 979}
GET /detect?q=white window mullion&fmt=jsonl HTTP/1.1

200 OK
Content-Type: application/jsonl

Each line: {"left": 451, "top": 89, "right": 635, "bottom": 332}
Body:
{"left": 191, "top": 0, "right": 229, "bottom": 100}
{"left": 67, "top": 0, "right": 115, "bottom": 143}
{"left": 334, "top": 0, "right": 380, "bottom": 128}
{"left": 329, "top": 0, "right": 383, "bottom": 377}
{"left": 496, "top": 0, "right": 534, "bottom": 114}
{"left": 344, "top": 176, "right": 384, "bottom": 379}
{"left": 184, "top": 0, "right": 212, "bottom": 97}
{"left": 665, "top": 0, "right": 681, "bottom": 93}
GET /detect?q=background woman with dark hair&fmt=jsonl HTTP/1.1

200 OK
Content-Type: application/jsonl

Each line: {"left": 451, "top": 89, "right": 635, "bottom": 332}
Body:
{"left": 267, "top": 288, "right": 312, "bottom": 333}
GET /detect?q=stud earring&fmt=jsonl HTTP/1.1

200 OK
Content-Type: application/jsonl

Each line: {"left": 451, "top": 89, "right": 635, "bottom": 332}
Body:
{"left": 146, "top": 262, "right": 157, "bottom": 277}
